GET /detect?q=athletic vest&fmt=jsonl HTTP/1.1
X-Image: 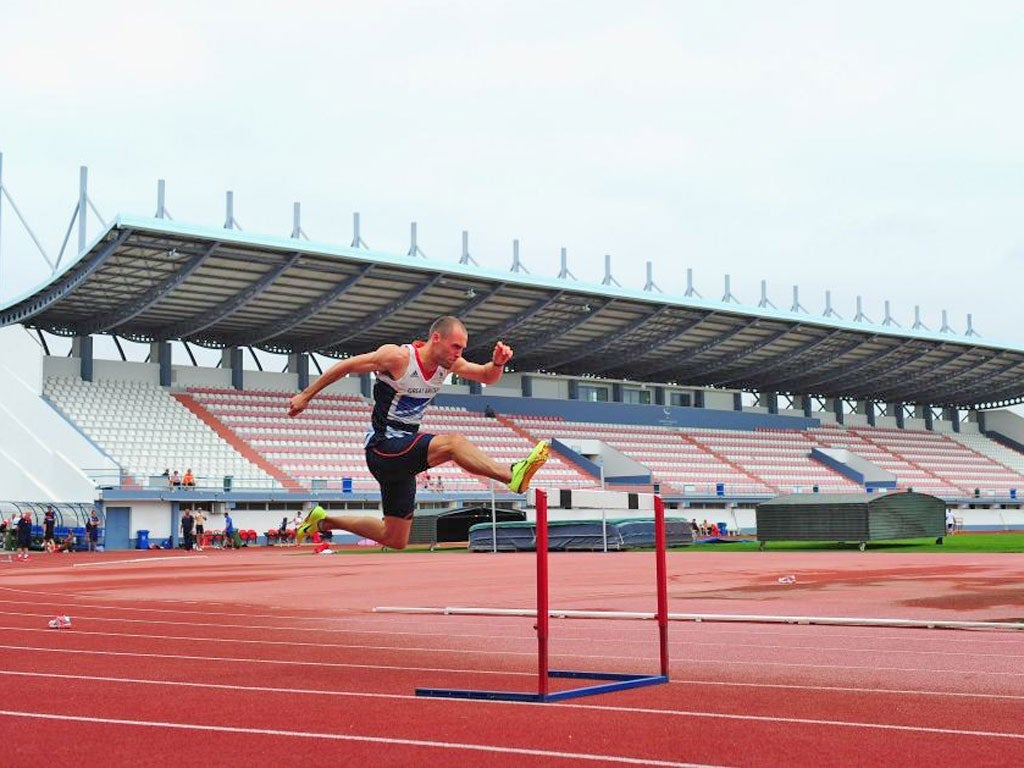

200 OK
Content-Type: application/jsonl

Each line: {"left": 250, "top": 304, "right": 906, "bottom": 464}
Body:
{"left": 366, "top": 343, "right": 449, "bottom": 446}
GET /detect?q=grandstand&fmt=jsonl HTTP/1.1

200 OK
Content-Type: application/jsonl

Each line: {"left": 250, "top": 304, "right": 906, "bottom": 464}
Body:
{"left": 4, "top": 182, "right": 1024, "bottom": 548}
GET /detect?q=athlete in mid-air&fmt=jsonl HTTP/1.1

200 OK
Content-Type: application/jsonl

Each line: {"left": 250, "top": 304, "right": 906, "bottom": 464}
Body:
{"left": 288, "top": 315, "right": 549, "bottom": 549}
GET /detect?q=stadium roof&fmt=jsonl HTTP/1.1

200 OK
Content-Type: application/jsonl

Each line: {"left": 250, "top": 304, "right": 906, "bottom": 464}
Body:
{"left": 2, "top": 214, "right": 1023, "bottom": 410}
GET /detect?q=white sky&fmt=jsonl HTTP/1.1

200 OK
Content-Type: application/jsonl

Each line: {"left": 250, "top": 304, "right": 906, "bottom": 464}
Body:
{"left": 2, "top": 0, "right": 1023, "bottom": 358}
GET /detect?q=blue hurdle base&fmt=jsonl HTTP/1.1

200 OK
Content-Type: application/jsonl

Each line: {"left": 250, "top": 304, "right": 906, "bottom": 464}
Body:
{"left": 415, "top": 670, "right": 669, "bottom": 703}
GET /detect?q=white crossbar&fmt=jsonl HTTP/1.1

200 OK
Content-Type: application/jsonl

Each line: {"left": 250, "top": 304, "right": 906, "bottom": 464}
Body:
{"left": 526, "top": 488, "right": 655, "bottom": 510}
{"left": 373, "top": 606, "right": 1024, "bottom": 632}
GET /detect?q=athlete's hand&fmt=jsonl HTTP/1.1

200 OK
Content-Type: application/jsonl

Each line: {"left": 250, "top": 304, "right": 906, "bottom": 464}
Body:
{"left": 288, "top": 392, "right": 311, "bottom": 417}
{"left": 492, "top": 341, "right": 513, "bottom": 367}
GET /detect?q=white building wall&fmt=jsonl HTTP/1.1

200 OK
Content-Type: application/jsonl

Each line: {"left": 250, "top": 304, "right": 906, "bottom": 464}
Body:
{"left": 0, "top": 328, "right": 114, "bottom": 502}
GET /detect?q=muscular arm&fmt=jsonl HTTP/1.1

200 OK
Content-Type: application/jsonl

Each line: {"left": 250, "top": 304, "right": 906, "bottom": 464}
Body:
{"left": 288, "top": 343, "right": 406, "bottom": 417}
{"left": 450, "top": 341, "right": 513, "bottom": 385}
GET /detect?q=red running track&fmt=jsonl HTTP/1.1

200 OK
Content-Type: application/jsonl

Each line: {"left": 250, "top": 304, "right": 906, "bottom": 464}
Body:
{"left": 1, "top": 547, "right": 1023, "bottom": 766}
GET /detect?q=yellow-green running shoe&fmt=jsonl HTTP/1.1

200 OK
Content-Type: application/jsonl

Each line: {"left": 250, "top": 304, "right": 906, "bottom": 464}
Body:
{"left": 508, "top": 440, "right": 550, "bottom": 494}
{"left": 296, "top": 505, "right": 327, "bottom": 544}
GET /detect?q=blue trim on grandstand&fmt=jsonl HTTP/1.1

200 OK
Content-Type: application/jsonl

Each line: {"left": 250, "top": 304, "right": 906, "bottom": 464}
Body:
{"left": 436, "top": 393, "right": 819, "bottom": 430}
{"left": 809, "top": 448, "right": 897, "bottom": 490}
{"left": 550, "top": 439, "right": 601, "bottom": 479}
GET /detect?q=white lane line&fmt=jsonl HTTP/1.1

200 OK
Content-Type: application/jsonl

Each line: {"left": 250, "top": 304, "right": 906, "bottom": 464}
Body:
{"left": 2, "top": 611, "right": 1022, "bottom": 663}
{"left": 3, "top": 676, "right": 1023, "bottom": 742}
{"left": 0, "top": 710, "right": 724, "bottom": 768}
{"left": 1, "top": 595, "right": 1022, "bottom": 648}
{"left": 71, "top": 555, "right": 209, "bottom": 567}
{"left": 1, "top": 623, "right": 1021, "bottom": 677}
{"left": 6, "top": 667, "right": 1024, "bottom": 705}
{"left": 3, "top": 639, "right": 1024, "bottom": 689}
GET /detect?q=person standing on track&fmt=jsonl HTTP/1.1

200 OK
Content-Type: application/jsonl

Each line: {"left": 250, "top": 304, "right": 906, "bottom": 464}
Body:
{"left": 15, "top": 512, "right": 32, "bottom": 561}
{"left": 288, "top": 315, "right": 549, "bottom": 550}
{"left": 42, "top": 506, "right": 56, "bottom": 553}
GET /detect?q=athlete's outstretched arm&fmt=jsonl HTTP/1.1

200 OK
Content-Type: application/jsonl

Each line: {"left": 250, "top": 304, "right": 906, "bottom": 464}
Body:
{"left": 288, "top": 344, "right": 406, "bottom": 417}
{"left": 450, "top": 341, "right": 513, "bottom": 385}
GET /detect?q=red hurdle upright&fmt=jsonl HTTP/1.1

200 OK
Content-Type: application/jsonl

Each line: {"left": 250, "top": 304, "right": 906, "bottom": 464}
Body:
{"left": 416, "top": 488, "right": 671, "bottom": 703}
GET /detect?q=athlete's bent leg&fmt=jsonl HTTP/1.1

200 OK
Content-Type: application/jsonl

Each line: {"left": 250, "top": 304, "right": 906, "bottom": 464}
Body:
{"left": 428, "top": 433, "right": 512, "bottom": 483}
{"left": 316, "top": 514, "right": 412, "bottom": 550}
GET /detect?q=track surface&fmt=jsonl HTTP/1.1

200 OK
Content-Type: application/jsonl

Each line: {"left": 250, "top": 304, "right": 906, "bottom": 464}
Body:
{"left": 1, "top": 547, "right": 1023, "bottom": 766}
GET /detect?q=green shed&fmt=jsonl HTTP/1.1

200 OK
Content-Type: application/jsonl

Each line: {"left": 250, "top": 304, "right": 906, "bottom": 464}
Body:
{"left": 755, "top": 491, "right": 946, "bottom": 550}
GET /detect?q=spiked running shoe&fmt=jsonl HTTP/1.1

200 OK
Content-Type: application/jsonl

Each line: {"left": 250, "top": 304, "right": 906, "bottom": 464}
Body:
{"left": 508, "top": 440, "right": 550, "bottom": 494}
{"left": 296, "top": 506, "right": 327, "bottom": 544}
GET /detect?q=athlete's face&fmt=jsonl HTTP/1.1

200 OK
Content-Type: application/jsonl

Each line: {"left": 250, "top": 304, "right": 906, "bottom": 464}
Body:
{"left": 435, "top": 327, "right": 468, "bottom": 368}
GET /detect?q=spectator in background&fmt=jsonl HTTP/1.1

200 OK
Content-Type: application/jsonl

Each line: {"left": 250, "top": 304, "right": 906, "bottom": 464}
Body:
{"left": 56, "top": 530, "right": 76, "bottom": 553}
{"left": 43, "top": 506, "right": 56, "bottom": 553}
{"left": 171, "top": 470, "right": 182, "bottom": 488}
{"left": 224, "top": 511, "right": 239, "bottom": 549}
{"left": 86, "top": 509, "right": 100, "bottom": 551}
{"left": 946, "top": 508, "right": 957, "bottom": 535}
{"left": 484, "top": 403, "right": 496, "bottom": 418}
{"left": 181, "top": 508, "right": 195, "bottom": 551}
{"left": 162, "top": 468, "right": 171, "bottom": 488}
{"left": 193, "top": 508, "right": 206, "bottom": 551}
{"left": 182, "top": 468, "right": 196, "bottom": 488}
{"left": 15, "top": 512, "right": 32, "bottom": 561}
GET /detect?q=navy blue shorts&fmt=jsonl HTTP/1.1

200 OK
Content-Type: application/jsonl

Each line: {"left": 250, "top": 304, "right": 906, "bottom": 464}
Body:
{"left": 365, "top": 433, "right": 434, "bottom": 519}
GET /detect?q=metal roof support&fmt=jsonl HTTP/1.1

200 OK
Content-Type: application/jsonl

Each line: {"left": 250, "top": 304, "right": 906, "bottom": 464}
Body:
{"left": 721, "top": 274, "right": 738, "bottom": 304}
{"left": 156, "top": 179, "right": 166, "bottom": 218}
{"left": 291, "top": 203, "right": 308, "bottom": 240}
{"left": 601, "top": 254, "right": 619, "bottom": 286}
{"left": 766, "top": 334, "right": 873, "bottom": 390}
{"left": 643, "top": 318, "right": 761, "bottom": 380}
{"left": 111, "top": 334, "right": 127, "bottom": 362}
{"left": 644, "top": 262, "right": 660, "bottom": 292}
{"left": 684, "top": 268, "right": 701, "bottom": 298}
{"left": 853, "top": 296, "right": 872, "bottom": 323}
{"left": 700, "top": 326, "right": 798, "bottom": 385}
{"left": 153, "top": 250, "right": 303, "bottom": 341}
{"left": 0, "top": 153, "right": 56, "bottom": 273}
{"left": 511, "top": 299, "right": 610, "bottom": 360}
{"left": 408, "top": 222, "right": 426, "bottom": 258}
{"left": 802, "top": 338, "right": 926, "bottom": 392}
{"left": 758, "top": 280, "right": 775, "bottom": 309}
{"left": 78, "top": 166, "right": 88, "bottom": 256}
{"left": 78, "top": 240, "right": 223, "bottom": 335}
{"left": 940, "top": 309, "right": 954, "bottom": 334}
{"left": 224, "top": 191, "right": 242, "bottom": 230}
{"left": 545, "top": 304, "right": 679, "bottom": 372}
{"left": 965, "top": 313, "right": 979, "bottom": 337}
{"left": 352, "top": 213, "right": 368, "bottom": 248}
{"left": 459, "top": 231, "right": 478, "bottom": 266}
{"left": 247, "top": 346, "right": 263, "bottom": 372}
{"left": 906, "top": 351, "right": 1010, "bottom": 404}
{"left": 882, "top": 300, "right": 899, "bottom": 327}
{"left": 304, "top": 272, "right": 447, "bottom": 352}
{"left": 822, "top": 290, "right": 842, "bottom": 319}
{"left": 890, "top": 346, "right": 997, "bottom": 398}
{"left": 243, "top": 264, "right": 375, "bottom": 347}
{"left": 466, "top": 290, "right": 568, "bottom": 359}
{"left": 182, "top": 340, "right": 198, "bottom": 367}
{"left": 510, "top": 239, "right": 530, "bottom": 274}
{"left": 0, "top": 152, "right": 3, "bottom": 274}
{"left": 558, "top": 247, "right": 575, "bottom": 280}
{"left": 911, "top": 305, "right": 928, "bottom": 330}
{"left": 790, "top": 286, "right": 807, "bottom": 313}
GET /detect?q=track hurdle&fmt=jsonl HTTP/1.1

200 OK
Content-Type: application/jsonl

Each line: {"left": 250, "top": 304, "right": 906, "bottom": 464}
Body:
{"left": 410, "top": 488, "right": 670, "bottom": 702}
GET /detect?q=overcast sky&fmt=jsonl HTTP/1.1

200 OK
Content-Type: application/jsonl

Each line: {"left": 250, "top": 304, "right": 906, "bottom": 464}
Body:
{"left": 2, "top": 1, "right": 1023, "bottom": 354}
